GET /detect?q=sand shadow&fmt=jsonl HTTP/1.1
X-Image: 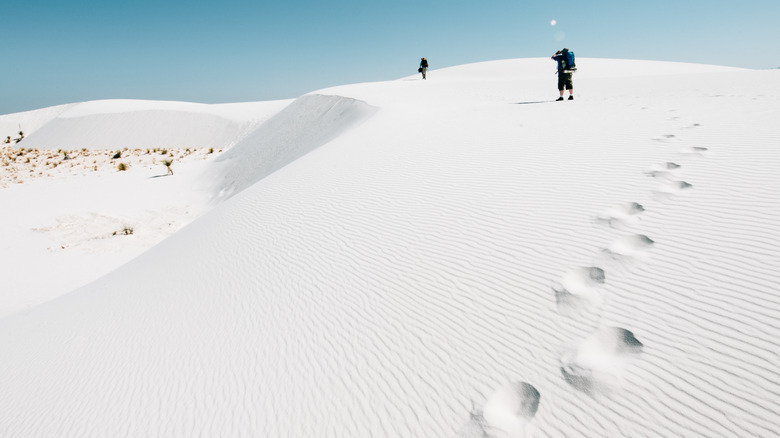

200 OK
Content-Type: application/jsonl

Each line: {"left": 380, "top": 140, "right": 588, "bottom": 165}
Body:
{"left": 513, "top": 101, "right": 553, "bottom": 105}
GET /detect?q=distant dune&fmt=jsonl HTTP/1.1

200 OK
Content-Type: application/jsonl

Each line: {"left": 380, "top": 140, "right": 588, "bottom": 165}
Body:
{"left": 1, "top": 99, "right": 292, "bottom": 151}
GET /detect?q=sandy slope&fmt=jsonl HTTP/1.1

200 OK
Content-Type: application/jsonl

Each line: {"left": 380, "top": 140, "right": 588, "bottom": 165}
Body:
{"left": 0, "top": 99, "right": 291, "bottom": 317}
{"left": 1, "top": 99, "right": 292, "bottom": 150}
{"left": 0, "top": 58, "right": 778, "bottom": 437}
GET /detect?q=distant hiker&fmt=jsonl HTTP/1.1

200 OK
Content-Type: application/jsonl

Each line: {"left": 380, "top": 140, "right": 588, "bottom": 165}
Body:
{"left": 552, "top": 48, "right": 575, "bottom": 101}
{"left": 419, "top": 57, "right": 429, "bottom": 80}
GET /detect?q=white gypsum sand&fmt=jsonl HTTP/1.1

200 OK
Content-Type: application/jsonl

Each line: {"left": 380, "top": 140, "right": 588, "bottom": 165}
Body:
{"left": 0, "top": 58, "right": 778, "bottom": 437}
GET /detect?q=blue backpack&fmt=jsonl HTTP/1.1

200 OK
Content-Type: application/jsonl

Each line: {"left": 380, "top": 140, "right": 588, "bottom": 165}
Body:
{"left": 562, "top": 49, "right": 576, "bottom": 72}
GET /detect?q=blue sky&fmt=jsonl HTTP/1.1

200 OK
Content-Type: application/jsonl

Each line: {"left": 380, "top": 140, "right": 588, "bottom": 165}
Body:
{"left": 2, "top": 0, "right": 778, "bottom": 115}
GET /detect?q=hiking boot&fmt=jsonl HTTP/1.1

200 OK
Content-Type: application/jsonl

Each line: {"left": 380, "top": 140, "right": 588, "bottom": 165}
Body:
{"left": 556, "top": 97, "right": 564, "bottom": 101}
{"left": 568, "top": 95, "right": 574, "bottom": 100}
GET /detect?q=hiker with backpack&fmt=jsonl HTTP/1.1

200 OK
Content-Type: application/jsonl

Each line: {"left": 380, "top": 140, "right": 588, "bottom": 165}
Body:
{"left": 552, "top": 48, "right": 576, "bottom": 101}
{"left": 419, "top": 57, "right": 429, "bottom": 80}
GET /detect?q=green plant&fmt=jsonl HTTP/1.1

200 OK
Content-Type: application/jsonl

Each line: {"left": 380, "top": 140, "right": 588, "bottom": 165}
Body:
{"left": 163, "top": 159, "right": 174, "bottom": 175}
{"left": 117, "top": 162, "right": 128, "bottom": 171}
{"left": 112, "top": 151, "right": 122, "bottom": 159}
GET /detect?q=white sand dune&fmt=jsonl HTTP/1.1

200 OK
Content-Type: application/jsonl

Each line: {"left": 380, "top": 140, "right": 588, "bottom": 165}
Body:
{"left": 4, "top": 99, "right": 292, "bottom": 151}
{"left": 0, "top": 99, "right": 292, "bottom": 316}
{"left": 210, "top": 94, "right": 377, "bottom": 201}
{"left": 0, "top": 103, "right": 77, "bottom": 142}
{"left": 1, "top": 58, "right": 778, "bottom": 437}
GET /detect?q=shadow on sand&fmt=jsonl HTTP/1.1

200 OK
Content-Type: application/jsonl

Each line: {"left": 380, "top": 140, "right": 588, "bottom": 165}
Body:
{"left": 513, "top": 101, "right": 553, "bottom": 105}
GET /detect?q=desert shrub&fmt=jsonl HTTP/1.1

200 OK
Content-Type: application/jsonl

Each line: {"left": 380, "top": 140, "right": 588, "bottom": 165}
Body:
{"left": 112, "top": 151, "right": 122, "bottom": 159}
{"left": 208, "top": 147, "right": 214, "bottom": 154}
{"left": 160, "top": 149, "right": 168, "bottom": 155}
{"left": 113, "top": 227, "right": 134, "bottom": 236}
{"left": 117, "top": 162, "right": 128, "bottom": 171}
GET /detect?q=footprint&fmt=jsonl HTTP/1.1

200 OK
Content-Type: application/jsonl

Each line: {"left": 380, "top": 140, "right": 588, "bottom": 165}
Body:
{"left": 655, "top": 179, "right": 693, "bottom": 198}
{"left": 665, "top": 162, "right": 681, "bottom": 169}
{"left": 482, "top": 382, "right": 541, "bottom": 435}
{"left": 458, "top": 403, "right": 490, "bottom": 438}
{"left": 595, "top": 202, "right": 644, "bottom": 229}
{"left": 645, "top": 169, "right": 674, "bottom": 179}
{"left": 560, "top": 327, "right": 644, "bottom": 396}
{"left": 553, "top": 267, "right": 606, "bottom": 315}
{"left": 651, "top": 134, "right": 679, "bottom": 143}
{"left": 603, "top": 234, "right": 654, "bottom": 261}
{"left": 645, "top": 162, "right": 681, "bottom": 179}
{"left": 665, "top": 180, "right": 692, "bottom": 190}
{"left": 680, "top": 145, "right": 709, "bottom": 156}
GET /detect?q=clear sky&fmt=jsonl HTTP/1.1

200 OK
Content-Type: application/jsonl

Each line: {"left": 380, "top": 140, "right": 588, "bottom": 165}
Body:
{"left": 2, "top": 0, "right": 778, "bottom": 115}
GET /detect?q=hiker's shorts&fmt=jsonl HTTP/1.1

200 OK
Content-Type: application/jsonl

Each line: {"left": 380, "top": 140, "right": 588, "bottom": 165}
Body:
{"left": 558, "top": 73, "right": 573, "bottom": 90}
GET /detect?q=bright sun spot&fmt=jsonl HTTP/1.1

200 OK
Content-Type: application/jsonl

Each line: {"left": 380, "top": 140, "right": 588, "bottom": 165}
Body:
{"left": 550, "top": 19, "right": 557, "bottom": 26}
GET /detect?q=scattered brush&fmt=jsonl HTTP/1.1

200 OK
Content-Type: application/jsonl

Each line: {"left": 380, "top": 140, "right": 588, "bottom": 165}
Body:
{"left": 113, "top": 226, "right": 134, "bottom": 236}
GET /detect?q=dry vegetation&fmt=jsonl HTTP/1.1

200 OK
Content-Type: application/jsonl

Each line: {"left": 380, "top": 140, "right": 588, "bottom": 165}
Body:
{"left": 1, "top": 146, "right": 221, "bottom": 188}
